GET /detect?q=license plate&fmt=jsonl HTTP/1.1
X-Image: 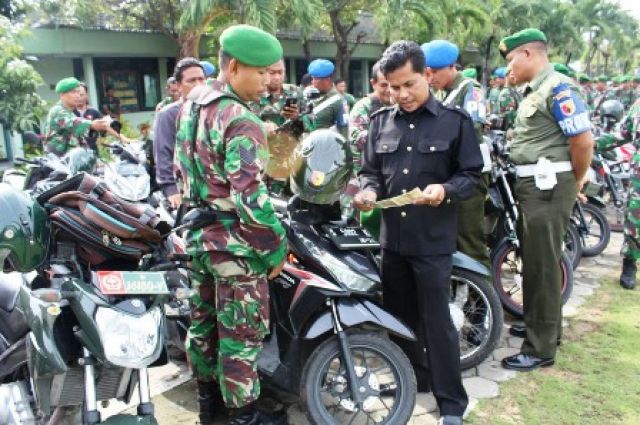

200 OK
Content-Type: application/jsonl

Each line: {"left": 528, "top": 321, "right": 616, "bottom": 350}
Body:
{"left": 322, "top": 225, "right": 380, "bottom": 250}
{"left": 96, "top": 271, "right": 169, "bottom": 295}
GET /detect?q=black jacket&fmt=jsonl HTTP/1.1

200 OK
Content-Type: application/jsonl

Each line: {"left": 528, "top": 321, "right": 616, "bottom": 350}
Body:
{"left": 359, "top": 94, "right": 483, "bottom": 255}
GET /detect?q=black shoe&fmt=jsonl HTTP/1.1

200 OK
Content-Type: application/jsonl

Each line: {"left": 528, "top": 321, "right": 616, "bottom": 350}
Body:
{"left": 197, "top": 381, "right": 225, "bottom": 424}
{"left": 229, "top": 404, "right": 287, "bottom": 425}
{"left": 439, "top": 415, "right": 463, "bottom": 425}
{"left": 620, "top": 258, "right": 637, "bottom": 290}
{"left": 509, "top": 324, "right": 526, "bottom": 338}
{"left": 509, "top": 325, "right": 561, "bottom": 346}
{"left": 501, "top": 353, "right": 554, "bottom": 371}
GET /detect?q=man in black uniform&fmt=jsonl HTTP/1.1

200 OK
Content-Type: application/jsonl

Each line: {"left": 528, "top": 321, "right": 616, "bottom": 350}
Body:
{"left": 354, "top": 40, "right": 483, "bottom": 425}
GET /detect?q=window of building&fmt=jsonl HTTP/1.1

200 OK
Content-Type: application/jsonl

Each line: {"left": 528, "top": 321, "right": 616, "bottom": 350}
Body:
{"left": 93, "top": 58, "right": 160, "bottom": 113}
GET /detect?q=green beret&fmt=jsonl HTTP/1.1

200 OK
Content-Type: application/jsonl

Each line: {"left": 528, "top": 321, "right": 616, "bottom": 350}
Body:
{"left": 499, "top": 28, "right": 547, "bottom": 58}
{"left": 577, "top": 73, "right": 591, "bottom": 83}
{"left": 596, "top": 74, "right": 608, "bottom": 82}
{"left": 552, "top": 63, "right": 573, "bottom": 77}
{"left": 220, "top": 24, "right": 283, "bottom": 67}
{"left": 461, "top": 68, "right": 477, "bottom": 79}
{"left": 55, "top": 77, "right": 80, "bottom": 94}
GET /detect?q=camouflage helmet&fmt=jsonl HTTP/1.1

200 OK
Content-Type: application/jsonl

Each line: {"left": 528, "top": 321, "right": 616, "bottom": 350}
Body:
{"left": 0, "top": 184, "right": 50, "bottom": 272}
{"left": 290, "top": 129, "right": 353, "bottom": 205}
{"left": 65, "top": 147, "right": 97, "bottom": 175}
{"left": 600, "top": 99, "right": 625, "bottom": 122}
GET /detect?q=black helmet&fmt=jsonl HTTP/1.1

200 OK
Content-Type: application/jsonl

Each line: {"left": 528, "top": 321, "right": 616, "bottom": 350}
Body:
{"left": 0, "top": 184, "right": 50, "bottom": 271}
{"left": 290, "top": 129, "right": 353, "bottom": 205}
{"left": 600, "top": 99, "right": 624, "bottom": 122}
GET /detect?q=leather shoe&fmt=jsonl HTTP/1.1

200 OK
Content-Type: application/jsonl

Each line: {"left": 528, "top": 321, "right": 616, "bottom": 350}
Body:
{"left": 439, "top": 415, "right": 463, "bottom": 425}
{"left": 508, "top": 325, "right": 561, "bottom": 345}
{"left": 508, "top": 324, "right": 526, "bottom": 338}
{"left": 229, "top": 404, "right": 287, "bottom": 425}
{"left": 501, "top": 353, "right": 554, "bottom": 371}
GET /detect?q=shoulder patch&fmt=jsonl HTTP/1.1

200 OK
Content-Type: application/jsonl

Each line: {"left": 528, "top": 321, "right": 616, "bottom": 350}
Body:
{"left": 552, "top": 82, "right": 590, "bottom": 137}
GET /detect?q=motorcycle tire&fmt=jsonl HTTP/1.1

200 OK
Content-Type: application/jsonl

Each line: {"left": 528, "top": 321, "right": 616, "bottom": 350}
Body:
{"left": 451, "top": 269, "right": 504, "bottom": 370}
{"left": 491, "top": 240, "right": 574, "bottom": 319}
{"left": 564, "top": 222, "right": 583, "bottom": 270}
{"left": 580, "top": 203, "right": 611, "bottom": 257}
{"left": 301, "top": 331, "right": 416, "bottom": 425}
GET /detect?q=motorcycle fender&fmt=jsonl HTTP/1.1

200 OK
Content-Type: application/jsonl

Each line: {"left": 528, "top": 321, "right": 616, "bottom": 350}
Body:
{"left": 16, "top": 285, "right": 67, "bottom": 376}
{"left": 303, "top": 298, "right": 416, "bottom": 341}
{"left": 586, "top": 196, "right": 606, "bottom": 209}
{"left": 101, "top": 414, "right": 158, "bottom": 425}
{"left": 452, "top": 251, "right": 490, "bottom": 276}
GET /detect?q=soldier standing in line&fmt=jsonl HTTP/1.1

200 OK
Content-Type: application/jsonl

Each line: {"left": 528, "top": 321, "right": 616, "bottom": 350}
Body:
{"left": 306, "top": 59, "right": 350, "bottom": 138}
{"left": 174, "top": 24, "right": 288, "bottom": 425}
{"left": 423, "top": 39, "right": 491, "bottom": 270}
{"left": 498, "top": 28, "right": 594, "bottom": 372}
{"left": 488, "top": 67, "right": 506, "bottom": 114}
{"left": 43, "top": 77, "right": 118, "bottom": 156}
{"left": 497, "top": 68, "right": 521, "bottom": 132}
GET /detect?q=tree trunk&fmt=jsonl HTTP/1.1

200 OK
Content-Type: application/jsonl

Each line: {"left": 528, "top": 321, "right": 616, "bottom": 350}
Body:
{"left": 482, "top": 35, "right": 494, "bottom": 87}
{"left": 302, "top": 40, "right": 312, "bottom": 62}
{"left": 179, "top": 31, "right": 201, "bottom": 59}
{"left": 329, "top": 9, "right": 350, "bottom": 81}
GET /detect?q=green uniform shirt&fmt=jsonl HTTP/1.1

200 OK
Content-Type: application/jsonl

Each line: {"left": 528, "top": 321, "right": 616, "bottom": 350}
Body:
{"left": 511, "top": 64, "right": 590, "bottom": 165}
{"left": 253, "top": 83, "right": 304, "bottom": 127}
{"left": 488, "top": 86, "right": 501, "bottom": 114}
{"left": 309, "top": 86, "right": 349, "bottom": 138}
{"left": 497, "top": 86, "right": 520, "bottom": 130}
{"left": 348, "top": 95, "right": 385, "bottom": 174}
{"left": 43, "top": 101, "right": 91, "bottom": 156}
{"left": 441, "top": 72, "right": 487, "bottom": 142}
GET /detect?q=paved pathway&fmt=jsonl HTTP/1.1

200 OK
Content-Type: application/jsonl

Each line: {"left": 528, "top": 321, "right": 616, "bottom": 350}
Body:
{"left": 112, "top": 229, "right": 623, "bottom": 424}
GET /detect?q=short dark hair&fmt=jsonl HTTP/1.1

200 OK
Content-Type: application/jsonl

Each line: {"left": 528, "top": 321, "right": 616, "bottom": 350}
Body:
{"left": 371, "top": 61, "right": 382, "bottom": 82}
{"left": 173, "top": 57, "right": 204, "bottom": 82}
{"left": 379, "top": 40, "right": 425, "bottom": 76}
{"left": 78, "top": 82, "right": 88, "bottom": 92}
{"left": 301, "top": 73, "right": 313, "bottom": 86}
{"left": 334, "top": 78, "right": 346, "bottom": 84}
{"left": 218, "top": 51, "right": 232, "bottom": 72}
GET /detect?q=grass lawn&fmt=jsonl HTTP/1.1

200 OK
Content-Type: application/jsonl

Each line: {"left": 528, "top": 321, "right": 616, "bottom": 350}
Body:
{"left": 469, "top": 277, "right": 640, "bottom": 425}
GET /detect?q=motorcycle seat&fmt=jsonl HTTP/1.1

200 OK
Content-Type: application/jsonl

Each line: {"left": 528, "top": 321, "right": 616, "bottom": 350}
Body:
{"left": 0, "top": 272, "right": 21, "bottom": 312}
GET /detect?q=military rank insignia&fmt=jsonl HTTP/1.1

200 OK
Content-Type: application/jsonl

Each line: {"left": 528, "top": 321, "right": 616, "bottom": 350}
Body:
{"left": 552, "top": 83, "right": 590, "bottom": 137}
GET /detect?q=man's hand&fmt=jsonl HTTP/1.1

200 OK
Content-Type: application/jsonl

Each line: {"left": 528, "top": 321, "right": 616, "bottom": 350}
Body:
{"left": 90, "top": 118, "right": 110, "bottom": 132}
{"left": 167, "top": 193, "right": 182, "bottom": 210}
{"left": 268, "top": 258, "right": 286, "bottom": 280}
{"left": 414, "top": 184, "right": 446, "bottom": 207}
{"left": 353, "top": 190, "right": 377, "bottom": 212}
{"left": 282, "top": 105, "right": 300, "bottom": 121}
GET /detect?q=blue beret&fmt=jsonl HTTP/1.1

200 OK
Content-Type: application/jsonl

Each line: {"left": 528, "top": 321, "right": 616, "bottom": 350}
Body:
{"left": 421, "top": 40, "right": 459, "bottom": 69}
{"left": 493, "top": 67, "right": 507, "bottom": 78}
{"left": 200, "top": 61, "right": 216, "bottom": 77}
{"left": 308, "top": 59, "right": 335, "bottom": 78}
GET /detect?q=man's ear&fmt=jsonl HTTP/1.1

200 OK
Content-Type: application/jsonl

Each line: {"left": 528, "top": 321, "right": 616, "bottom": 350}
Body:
{"left": 228, "top": 58, "right": 239, "bottom": 76}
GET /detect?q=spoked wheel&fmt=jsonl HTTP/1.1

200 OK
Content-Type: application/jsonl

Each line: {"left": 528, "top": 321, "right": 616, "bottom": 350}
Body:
{"left": 301, "top": 332, "right": 416, "bottom": 425}
{"left": 450, "top": 269, "right": 504, "bottom": 370}
{"left": 491, "top": 240, "right": 573, "bottom": 318}
{"left": 564, "top": 222, "right": 583, "bottom": 270}
{"left": 579, "top": 203, "right": 611, "bottom": 257}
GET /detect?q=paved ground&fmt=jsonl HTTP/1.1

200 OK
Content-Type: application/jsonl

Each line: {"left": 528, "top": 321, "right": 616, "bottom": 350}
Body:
{"left": 109, "top": 225, "right": 624, "bottom": 424}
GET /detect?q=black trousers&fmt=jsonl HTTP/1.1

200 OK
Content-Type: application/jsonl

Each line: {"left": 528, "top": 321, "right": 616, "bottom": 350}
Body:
{"left": 381, "top": 249, "right": 468, "bottom": 417}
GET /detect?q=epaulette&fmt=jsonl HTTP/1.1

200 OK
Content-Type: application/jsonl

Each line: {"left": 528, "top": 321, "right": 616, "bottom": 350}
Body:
{"left": 441, "top": 102, "right": 471, "bottom": 119}
{"left": 370, "top": 105, "right": 395, "bottom": 119}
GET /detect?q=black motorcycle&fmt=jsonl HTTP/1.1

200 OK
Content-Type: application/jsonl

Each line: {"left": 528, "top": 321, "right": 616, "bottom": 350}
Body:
{"left": 486, "top": 131, "right": 574, "bottom": 318}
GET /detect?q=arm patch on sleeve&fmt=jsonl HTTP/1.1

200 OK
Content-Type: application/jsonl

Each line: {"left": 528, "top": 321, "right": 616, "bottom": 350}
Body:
{"left": 552, "top": 83, "right": 591, "bottom": 137}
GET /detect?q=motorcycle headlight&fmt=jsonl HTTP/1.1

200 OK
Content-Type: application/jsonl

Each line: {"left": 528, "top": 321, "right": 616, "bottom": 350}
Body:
{"left": 95, "top": 306, "right": 163, "bottom": 368}
{"left": 318, "top": 251, "right": 378, "bottom": 292}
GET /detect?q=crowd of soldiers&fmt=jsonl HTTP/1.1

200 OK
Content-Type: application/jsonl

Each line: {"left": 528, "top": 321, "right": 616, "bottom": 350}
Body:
{"left": 40, "top": 22, "right": 640, "bottom": 425}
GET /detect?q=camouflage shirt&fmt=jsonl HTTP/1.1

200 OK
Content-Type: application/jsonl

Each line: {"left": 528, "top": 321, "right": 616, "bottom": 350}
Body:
{"left": 43, "top": 101, "right": 91, "bottom": 156}
{"left": 253, "top": 84, "right": 303, "bottom": 127}
{"left": 488, "top": 86, "right": 502, "bottom": 115}
{"left": 497, "top": 86, "right": 520, "bottom": 130}
{"left": 348, "top": 94, "right": 384, "bottom": 174}
{"left": 174, "top": 82, "right": 287, "bottom": 275}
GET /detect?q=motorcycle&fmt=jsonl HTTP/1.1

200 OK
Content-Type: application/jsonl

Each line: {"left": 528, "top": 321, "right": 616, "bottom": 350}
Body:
{"left": 103, "top": 142, "right": 151, "bottom": 203}
{"left": 0, "top": 182, "right": 179, "bottom": 425}
{"left": 486, "top": 131, "right": 574, "bottom": 319}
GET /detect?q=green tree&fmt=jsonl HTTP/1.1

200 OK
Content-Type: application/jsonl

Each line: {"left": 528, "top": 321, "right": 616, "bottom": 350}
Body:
{"left": 0, "top": 17, "right": 46, "bottom": 132}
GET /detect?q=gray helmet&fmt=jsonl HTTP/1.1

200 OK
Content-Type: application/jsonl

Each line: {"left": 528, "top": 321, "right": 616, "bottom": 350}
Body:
{"left": 0, "top": 184, "right": 50, "bottom": 272}
{"left": 65, "top": 147, "right": 97, "bottom": 175}
{"left": 290, "top": 129, "right": 353, "bottom": 205}
{"left": 600, "top": 99, "right": 624, "bottom": 122}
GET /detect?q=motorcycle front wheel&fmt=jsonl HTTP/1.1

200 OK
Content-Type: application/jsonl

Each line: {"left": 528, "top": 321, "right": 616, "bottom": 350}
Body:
{"left": 301, "top": 331, "right": 416, "bottom": 425}
{"left": 564, "top": 222, "right": 583, "bottom": 270}
{"left": 492, "top": 240, "right": 574, "bottom": 318}
{"left": 579, "top": 203, "right": 611, "bottom": 257}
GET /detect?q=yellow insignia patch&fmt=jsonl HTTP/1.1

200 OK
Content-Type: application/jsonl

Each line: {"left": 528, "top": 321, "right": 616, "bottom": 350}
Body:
{"left": 310, "top": 170, "right": 325, "bottom": 187}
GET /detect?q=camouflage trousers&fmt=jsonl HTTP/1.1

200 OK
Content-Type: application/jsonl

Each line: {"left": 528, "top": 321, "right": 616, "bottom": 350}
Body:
{"left": 622, "top": 163, "right": 640, "bottom": 260}
{"left": 186, "top": 252, "right": 270, "bottom": 409}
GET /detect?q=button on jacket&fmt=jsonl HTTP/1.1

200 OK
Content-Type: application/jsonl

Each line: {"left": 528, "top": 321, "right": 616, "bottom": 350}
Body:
{"left": 359, "top": 94, "right": 483, "bottom": 255}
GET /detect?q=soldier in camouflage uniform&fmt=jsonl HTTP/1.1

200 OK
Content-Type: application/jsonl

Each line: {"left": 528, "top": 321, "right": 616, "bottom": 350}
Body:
{"left": 348, "top": 61, "right": 392, "bottom": 175}
{"left": 155, "top": 77, "right": 179, "bottom": 112}
{"left": 43, "top": 77, "right": 116, "bottom": 156}
{"left": 174, "top": 25, "right": 287, "bottom": 425}
{"left": 497, "top": 68, "right": 521, "bottom": 132}
{"left": 424, "top": 40, "right": 490, "bottom": 269}
{"left": 591, "top": 75, "right": 615, "bottom": 113}
{"left": 597, "top": 98, "right": 640, "bottom": 289}
{"left": 307, "top": 59, "right": 350, "bottom": 138}
{"left": 488, "top": 68, "right": 506, "bottom": 115}
{"left": 619, "top": 76, "right": 636, "bottom": 111}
